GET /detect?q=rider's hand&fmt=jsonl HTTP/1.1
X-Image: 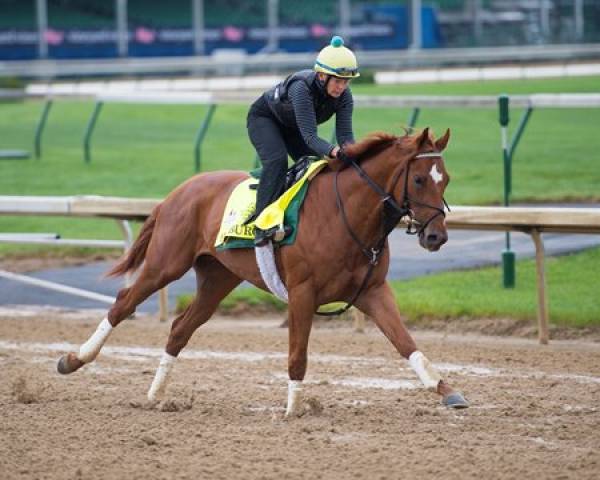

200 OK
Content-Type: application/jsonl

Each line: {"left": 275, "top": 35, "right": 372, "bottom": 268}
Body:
{"left": 329, "top": 146, "right": 340, "bottom": 159}
{"left": 336, "top": 147, "right": 353, "bottom": 165}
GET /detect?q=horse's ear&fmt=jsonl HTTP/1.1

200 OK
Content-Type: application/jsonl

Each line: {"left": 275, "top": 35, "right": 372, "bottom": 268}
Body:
{"left": 416, "top": 127, "right": 430, "bottom": 150}
{"left": 435, "top": 129, "right": 451, "bottom": 152}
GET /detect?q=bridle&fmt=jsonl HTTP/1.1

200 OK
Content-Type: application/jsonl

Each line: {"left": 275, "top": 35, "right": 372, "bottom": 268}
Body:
{"left": 317, "top": 149, "right": 449, "bottom": 316}
{"left": 398, "top": 152, "right": 450, "bottom": 236}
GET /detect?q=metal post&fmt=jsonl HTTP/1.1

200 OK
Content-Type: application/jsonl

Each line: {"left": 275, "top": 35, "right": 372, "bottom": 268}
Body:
{"left": 574, "top": 0, "right": 584, "bottom": 41}
{"left": 508, "top": 106, "right": 533, "bottom": 159}
{"left": 410, "top": 0, "right": 422, "bottom": 50}
{"left": 194, "top": 104, "right": 217, "bottom": 172}
{"left": 34, "top": 99, "right": 53, "bottom": 159}
{"left": 530, "top": 229, "right": 549, "bottom": 345}
{"left": 116, "top": 0, "right": 128, "bottom": 57}
{"left": 84, "top": 101, "right": 104, "bottom": 164}
{"left": 265, "top": 0, "right": 279, "bottom": 53}
{"left": 159, "top": 287, "right": 169, "bottom": 322}
{"left": 498, "top": 96, "right": 533, "bottom": 289}
{"left": 351, "top": 308, "right": 366, "bottom": 333}
{"left": 339, "top": 0, "right": 351, "bottom": 42}
{"left": 472, "top": 0, "right": 482, "bottom": 45}
{"left": 36, "top": 0, "right": 48, "bottom": 59}
{"left": 539, "top": 0, "right": 550, "bottom": 42}
{"left": 192, "top": 0, "right": 205, "bottom": 55}
{"left": 407, "top": 107, "right": 420, "bottom": 130}
{"left": 499, "top": 94, "right": 515, "bottom": 288}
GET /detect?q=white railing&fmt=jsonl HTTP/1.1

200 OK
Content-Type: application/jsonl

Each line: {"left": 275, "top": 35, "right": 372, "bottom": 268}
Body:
{"left": 3, "top": 44, "right": 600, "bottom": 78}
{"left": 2, "top": 195, "right": 600, "bottom": 343}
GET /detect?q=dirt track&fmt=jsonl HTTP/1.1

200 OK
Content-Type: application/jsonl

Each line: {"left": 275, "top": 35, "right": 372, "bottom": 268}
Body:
{"left": 1, "top": 308, "right": 599, "bottom": 480}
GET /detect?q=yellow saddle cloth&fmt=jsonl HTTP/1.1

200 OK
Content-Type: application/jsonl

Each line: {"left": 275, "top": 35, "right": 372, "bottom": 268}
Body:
{"left": 215, "top": 159, "right": 328, "bottom": 249}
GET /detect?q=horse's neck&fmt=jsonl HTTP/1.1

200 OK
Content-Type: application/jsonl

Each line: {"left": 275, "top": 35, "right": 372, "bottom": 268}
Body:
{"left": 325, "top": 157, "right": 399, "bottom": 247}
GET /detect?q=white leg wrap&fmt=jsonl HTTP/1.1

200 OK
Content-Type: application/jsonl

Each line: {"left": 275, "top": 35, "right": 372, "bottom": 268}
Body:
{"left": 285, "top": 380, "right": 303, "bottom": 417}
{"left": 409, "top": 351, "right": 442, "bottom": 390}
{"left": 78, "top": 317, "right": 113, "bottom": 363}
{"left": 147, "top": 352, "right": 176, "bottom": 402}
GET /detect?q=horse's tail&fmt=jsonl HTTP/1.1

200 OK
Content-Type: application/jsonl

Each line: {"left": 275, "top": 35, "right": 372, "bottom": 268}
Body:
{"left": 107, "top": 205, "right": 160, "bottom": 277}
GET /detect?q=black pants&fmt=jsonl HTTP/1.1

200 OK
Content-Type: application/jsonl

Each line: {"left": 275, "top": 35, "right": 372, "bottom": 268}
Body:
{"left": 247, "top": 96, "right": 318, "bottom": 217}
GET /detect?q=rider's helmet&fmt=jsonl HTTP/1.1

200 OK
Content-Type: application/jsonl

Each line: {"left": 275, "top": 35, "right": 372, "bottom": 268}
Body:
{"left": 314, "top": 36, "right": 360, "bottom": 79}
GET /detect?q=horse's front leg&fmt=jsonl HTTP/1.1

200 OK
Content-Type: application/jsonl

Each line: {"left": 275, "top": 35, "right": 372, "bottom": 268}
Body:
{"left": 285, "top": 281, "right": 316, "bottom": 417}
{"left": 355, "top": 281, "right": 469, "bottom": 408}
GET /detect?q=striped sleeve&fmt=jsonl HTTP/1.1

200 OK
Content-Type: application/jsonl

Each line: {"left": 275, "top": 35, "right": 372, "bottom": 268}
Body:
{"left": 288, "top": 81, "right": 335, "bottom": 157}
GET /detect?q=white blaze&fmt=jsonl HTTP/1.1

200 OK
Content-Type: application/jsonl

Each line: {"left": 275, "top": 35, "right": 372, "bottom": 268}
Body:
{"left": 429, "top": 163, "right": 443, "bottom": 184}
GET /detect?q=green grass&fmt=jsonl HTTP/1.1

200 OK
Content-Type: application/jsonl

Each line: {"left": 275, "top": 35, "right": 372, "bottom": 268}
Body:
{"left": 1, "top": 75, "right": 599, "bottom": 256}
{"left": 177, "top": 247, "right": 600, "bottom": 328}
{"left": 2, "top": 76, "right": 599, "bottom": 327}
{"left": 388, "top": 247, "right": 600, "bottom": 328}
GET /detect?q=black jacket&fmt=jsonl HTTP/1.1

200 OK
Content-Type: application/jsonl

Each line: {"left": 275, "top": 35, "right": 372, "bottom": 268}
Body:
{"left": 262, "top": 70, "right": 354, "bottom": 156}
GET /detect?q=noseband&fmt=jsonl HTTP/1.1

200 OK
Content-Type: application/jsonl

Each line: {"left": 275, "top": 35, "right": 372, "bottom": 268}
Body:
{"left": 318, "top": 150, "right": 449, "bottom": 317}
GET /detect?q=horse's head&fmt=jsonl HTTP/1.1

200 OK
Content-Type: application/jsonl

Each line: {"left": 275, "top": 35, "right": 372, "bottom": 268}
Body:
{"left": 339, "top": 128, "right": 451, "bottom": 254}
{"left": 397, "top": 128, "right": 451, "bottom": 251}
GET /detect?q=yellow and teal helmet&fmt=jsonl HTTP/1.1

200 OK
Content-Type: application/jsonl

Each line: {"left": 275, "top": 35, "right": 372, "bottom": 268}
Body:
{"left": 314, "top": 36, "right": 360, "bottom": 79}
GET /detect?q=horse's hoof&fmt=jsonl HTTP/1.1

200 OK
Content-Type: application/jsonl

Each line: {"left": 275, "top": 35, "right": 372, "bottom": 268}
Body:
{"left": 57, "top": 353, "right": 85, "bottom": 375}
{"left": 442, "top": 392, "right": 469, "bottom": 409}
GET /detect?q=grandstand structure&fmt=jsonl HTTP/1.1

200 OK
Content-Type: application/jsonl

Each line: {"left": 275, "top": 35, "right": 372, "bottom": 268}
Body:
{"left": 0, "top": 0, "right": 598, "bottom": 62}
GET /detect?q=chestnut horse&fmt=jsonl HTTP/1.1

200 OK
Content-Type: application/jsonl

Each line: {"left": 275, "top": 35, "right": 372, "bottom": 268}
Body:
{"left": 57, "top": 128, "right": 469, "bottom": 415}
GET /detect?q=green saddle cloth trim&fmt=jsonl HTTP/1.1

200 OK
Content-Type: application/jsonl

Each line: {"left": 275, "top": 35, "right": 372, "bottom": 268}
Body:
{"left": 216, "top": 177, "right": 311, "bottom": 251}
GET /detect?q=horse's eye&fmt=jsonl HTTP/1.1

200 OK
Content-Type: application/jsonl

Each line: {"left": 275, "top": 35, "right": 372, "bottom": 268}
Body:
{"left": 414, "top": 175, "right": 425, "bottom": 187}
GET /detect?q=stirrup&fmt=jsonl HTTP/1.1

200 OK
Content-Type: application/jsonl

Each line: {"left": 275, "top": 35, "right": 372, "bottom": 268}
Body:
{"left": 254, "top": 227, "right": 273, "bottom": 247}
{"left": 273, "top": 224, "right": 293, "bottom": 242}
{"left": 255, "top": 225, "right": 293, "bottom": 246}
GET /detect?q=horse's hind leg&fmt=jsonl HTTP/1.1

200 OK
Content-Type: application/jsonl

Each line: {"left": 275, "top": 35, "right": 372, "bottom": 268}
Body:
{"left": 57, "top": 245, "right": 194, "bottom": 375}
{"left": 147, "top": 257, "right": 242, "bottom": 402}
{"left": 355, "top": 281, "right": 469, "bottom": 409}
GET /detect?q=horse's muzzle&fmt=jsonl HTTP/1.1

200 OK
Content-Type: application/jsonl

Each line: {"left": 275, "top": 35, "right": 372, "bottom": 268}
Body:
{"left": 419, "top": 227, "right": 448, "bottom": 252}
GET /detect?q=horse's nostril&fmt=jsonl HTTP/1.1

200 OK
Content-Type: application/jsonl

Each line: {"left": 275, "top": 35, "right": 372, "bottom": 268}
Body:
{"left": 427, "top": 234, "right": 439, "bottom": 244}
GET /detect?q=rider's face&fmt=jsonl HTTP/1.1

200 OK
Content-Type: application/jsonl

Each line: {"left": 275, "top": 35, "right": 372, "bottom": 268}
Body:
{"left": 319, "top": 74, "right": 351, "bottom": 97}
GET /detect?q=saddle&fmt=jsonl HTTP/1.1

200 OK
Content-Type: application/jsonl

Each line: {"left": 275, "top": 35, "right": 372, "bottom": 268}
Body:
{"left": 249, "top": 155, "right": 320, "bottom": 195}
{"left": 215, "top": 157, "right": 328, "bottom": 250}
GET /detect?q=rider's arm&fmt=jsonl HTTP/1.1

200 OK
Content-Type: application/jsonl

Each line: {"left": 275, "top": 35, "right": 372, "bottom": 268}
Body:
{"left": 288, "top": 81, "right": 336, "bottom": 158}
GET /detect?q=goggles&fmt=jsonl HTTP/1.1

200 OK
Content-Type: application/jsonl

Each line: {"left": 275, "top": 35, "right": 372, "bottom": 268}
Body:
{"left": 315, "top": 60, "right": 359, "bottom": 77}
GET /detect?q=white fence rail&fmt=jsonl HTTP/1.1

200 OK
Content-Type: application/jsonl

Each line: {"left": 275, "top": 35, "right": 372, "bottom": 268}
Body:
{"left": 3, "top": 44, "right": 600, "bottom": 79}
{"left": 2, "top": 195, "right": 600, "bottom": 343}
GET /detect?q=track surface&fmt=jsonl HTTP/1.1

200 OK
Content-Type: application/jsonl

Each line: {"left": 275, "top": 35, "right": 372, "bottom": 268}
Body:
{"left": 1, "top": 310, "right": 599, "bottom": 479}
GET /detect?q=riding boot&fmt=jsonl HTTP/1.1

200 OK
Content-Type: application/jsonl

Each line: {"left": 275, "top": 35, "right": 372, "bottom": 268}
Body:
{"left": 254, "top": 157, "right": 287, "bottom": 245}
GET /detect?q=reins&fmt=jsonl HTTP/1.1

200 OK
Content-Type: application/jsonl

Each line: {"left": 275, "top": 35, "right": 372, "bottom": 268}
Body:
{"left": 316, "top": 149, "right": 448, "bottom": 317}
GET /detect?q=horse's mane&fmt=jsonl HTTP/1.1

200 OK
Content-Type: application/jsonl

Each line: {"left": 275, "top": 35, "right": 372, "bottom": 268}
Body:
{"left": 344, "top": 132, "right": 403, "bottom": 162}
